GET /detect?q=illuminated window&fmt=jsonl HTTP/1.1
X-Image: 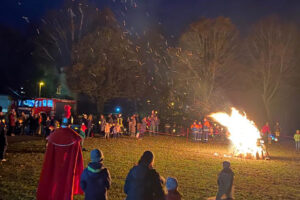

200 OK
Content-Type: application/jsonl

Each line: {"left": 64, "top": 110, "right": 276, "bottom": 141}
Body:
{"left": 43, "top": 100, "right": 47, "bottom": 107}
{"left": 39, "top": 101, "right": 42, "bottom": 107}
{"left": 47, "top": 100, "right": 53, "bottom": 107}
{"left": 35, "top": 101, "right": 38, "bottom": 107}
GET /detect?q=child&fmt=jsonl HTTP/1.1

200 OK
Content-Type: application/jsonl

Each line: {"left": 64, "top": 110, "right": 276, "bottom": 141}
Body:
{"left": 216, "top": 161, "right": 234, "bottom": 200}
{"left": 112, "top": 124, "right": 118, "bottom": 138}
{"left": 166, "top": 177, "right": 182, "bottom": 200}
{"left": 104, "top": 123, "right": 111, "bottom": 139}
{"left": 80, "top": 149, "right": 111, "bottom": 200}
{"left": 294, "top": 130, "right": 300, "bottom": 152}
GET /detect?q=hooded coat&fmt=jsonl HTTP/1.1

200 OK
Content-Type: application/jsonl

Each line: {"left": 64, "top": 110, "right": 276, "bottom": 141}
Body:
{"left": 124, "top": 164, "right": 165, "bottom": 200}
{"left": 216, "top": 167, "right": 234, "bottom": 200}
{"left": 80, "top": 162, "right": 111, "bottom": 200}
{"left": 37, "top": 128, "right": 84, "bottom": 200}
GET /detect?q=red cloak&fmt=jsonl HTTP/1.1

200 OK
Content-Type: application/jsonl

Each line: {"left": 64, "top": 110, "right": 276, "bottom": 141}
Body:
{"left": 37, "top": 128, "right": 84, "bottom": 200}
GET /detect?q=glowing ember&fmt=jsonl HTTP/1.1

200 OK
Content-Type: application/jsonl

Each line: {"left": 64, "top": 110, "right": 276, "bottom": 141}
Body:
{"left": 210, "top": 108, "right": 262, "bottom": 157}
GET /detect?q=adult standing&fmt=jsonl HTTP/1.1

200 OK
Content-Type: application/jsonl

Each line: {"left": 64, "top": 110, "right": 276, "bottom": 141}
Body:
{"left": 130, "top": 115, "right": 136, "bottom": 137}
{"left": 8, "top": 109, "right": 16, "bottom": 136}
{"left": 87, "top": 115, "right": 93, "bottom": 137}
{"left": 149, "top": 114, "right": 156, "bottom": 136}
{"left": 0, "top": 106, "right": 8, "bottom": 162}
{"left": 117, "top": 114, "right": 124, "bottom": 135}
{"left": 19, "top": 112, "right": 26, "bottom": 135}
{"left": 99, "top": 115, "right": 106, "bottom": 136}
{"left": 124, "top": 151, "right": 165, "bottom": 200}
{"left": 273, "top": 122, "right": 281, "bottom": 142}
{"left": 261, "top": 122, "right": 271, "bottom": 145}
{"left": 203, "top": 118, "right": 211, "bottom": 142}
{"left": 155, "top": 116, "right": 160, "bottom": 134}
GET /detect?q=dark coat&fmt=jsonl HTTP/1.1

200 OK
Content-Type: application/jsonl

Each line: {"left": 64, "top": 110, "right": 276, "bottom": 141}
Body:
{"left": 80, "top": 162, "right": 111, "bottom": 200}
{"left": 216, "top": 168, "right": 234, "bottom": 200}
{"left": 124, "top": 164, "right": 165, "bottom": 200}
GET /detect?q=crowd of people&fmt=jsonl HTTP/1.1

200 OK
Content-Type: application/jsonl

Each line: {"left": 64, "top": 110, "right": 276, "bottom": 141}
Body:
{"left": 80, "top": 110, "right": 160, "bottom": 139}
{"left": 190, "top": 117, "right": 225, "bottom": 142}
{"left": 80, "top": 149, "right": 234, "bottom": 200}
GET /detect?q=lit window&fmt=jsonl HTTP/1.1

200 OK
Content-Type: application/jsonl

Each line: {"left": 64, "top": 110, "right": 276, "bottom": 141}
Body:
{"left": 35, "top": 101, "right": 38, "bottom": 107}
{"left": 43, "top": 100, "right": 47, "bottom": 107}
{"left": 39, "top": 101, "right": 42, "bottom": 107}
{"left": 47, "top": 100, "right": 53, "bottom": 107}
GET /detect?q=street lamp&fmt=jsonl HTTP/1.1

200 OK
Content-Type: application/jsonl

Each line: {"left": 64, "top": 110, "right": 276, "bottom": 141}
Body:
{"left": 39, "top": 81, "right": 44, "bottom": 97}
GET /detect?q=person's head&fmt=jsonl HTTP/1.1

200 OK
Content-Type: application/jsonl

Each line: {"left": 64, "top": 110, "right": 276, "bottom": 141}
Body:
{"left": 276, "top": 122, "right": 279, "bottom": 125}
{"left": 118, "top": 113, "right": 122, "bottom": 117}
{"left": 204, "top": 117, "right": 207, "bottom": 121}
{"left": 166, "top": 177, "right": 178, "bottom": 191}
{"left": 223, "top": 161, "right": 231, "bottom": 169}
{"left": 90, "top": 149, "right": 104, "bottom": 163}
{"left": 83, "top": 114, "right": 87, "bottom": 119}
{"left": 266, "top": 122, "right": 269, "bottom": 126}
{"left": 138, "top": 151, "right": 154, "bottom": 168}
{"left": 88, "top": 114, "right": 93, "bottom": 121}
{"left": 296, "top": 130, "right": 300, "bottom": 134}
{"left": 100, "top": 114, "right": 104, "bottom": 119}
{"left": 193, "top": 120, "right": 197, "bottom": 125}
{"left": 198, "top": 121, "right": 202, "bottom": 125}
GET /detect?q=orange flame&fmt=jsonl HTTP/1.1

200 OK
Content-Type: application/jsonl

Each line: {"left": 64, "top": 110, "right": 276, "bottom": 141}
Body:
{"left": 210, "top": 108, "right": 262, "bottom": 157}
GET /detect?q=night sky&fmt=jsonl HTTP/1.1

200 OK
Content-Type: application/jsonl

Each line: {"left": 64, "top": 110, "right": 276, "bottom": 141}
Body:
{"left": 1, "top": 0, "right": 300, "bottom": 36}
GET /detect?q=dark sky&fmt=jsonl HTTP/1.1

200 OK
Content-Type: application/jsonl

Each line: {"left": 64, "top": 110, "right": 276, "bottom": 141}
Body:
{"left": 1, "top": 0, "right": 300, "bottom": 36}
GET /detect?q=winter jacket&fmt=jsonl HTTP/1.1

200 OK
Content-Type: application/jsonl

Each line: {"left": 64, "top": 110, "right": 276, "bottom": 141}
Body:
{"left": 166, "top": 190, "right": 182, "bottom": 200}
{"left": 80, "top": 162, "right": 111, "bottom": 200}
{"left": 124, "top": 164, "right": 165, "bottom": 200}
{"left": 203, "top": 121, "right": 210, "bottom": 132}
{"left": 216, "top": 168, "right": 234, "bottom": 200}
{"left": 190, "top": 124, "right": 199, "bottom": 133}
{"left": 294, "top": 134, "right": 300, "bottom": 142}
{"left": 261, "top": 125, "right": 270, "bottom": 135}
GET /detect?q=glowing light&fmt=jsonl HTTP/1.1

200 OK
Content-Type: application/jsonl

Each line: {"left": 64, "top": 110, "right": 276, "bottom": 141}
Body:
{"left": 210, "top": 108, "right": 262, "bottom": 157}
{"left": 115, "top": 106, "right": 121, "bottom": 113}
{"left": 39, "top": 81, "right": 44, "bottom": 86}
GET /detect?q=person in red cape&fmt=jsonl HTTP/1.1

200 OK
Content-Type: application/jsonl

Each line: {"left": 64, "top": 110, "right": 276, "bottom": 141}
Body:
{"left": 37, "top": 127, "right": 84, "bottom": 200}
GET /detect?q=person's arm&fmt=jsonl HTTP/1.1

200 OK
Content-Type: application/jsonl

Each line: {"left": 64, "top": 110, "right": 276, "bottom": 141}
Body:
{"left": 103, "top": 168, "right": 111, "bottom": 190}
{"left": 124, "top": 168, "right": 132, "bottom": 194}
{"left": 80, "top": 169, "right": 87, "bottom": 191}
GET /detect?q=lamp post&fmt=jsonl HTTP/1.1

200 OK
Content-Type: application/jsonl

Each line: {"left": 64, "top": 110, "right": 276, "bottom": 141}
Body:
{"left": 38, "top": 81, "right": 44, "bottom": 97}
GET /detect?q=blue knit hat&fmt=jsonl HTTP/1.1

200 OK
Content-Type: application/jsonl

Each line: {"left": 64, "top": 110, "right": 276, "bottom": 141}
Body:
{"left": 166, "top": 177, "right": 178, "bottom": 191}
{"left": 90, "top": 149, "right": 103, "bottom": 163}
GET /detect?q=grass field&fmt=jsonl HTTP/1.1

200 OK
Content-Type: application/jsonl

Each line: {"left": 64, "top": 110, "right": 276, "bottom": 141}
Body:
{"left": 0, "top": 135, "right": 300, "bottom": 200}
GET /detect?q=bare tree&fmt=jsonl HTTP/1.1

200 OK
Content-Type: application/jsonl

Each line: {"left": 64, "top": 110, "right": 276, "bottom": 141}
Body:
{"left": 247, "top": 16, "right": 298, "bottom": 121}
{"left": 169, "top": 17, "right": 238, "bottom": 114}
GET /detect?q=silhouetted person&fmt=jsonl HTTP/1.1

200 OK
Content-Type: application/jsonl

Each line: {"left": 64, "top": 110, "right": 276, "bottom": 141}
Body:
{"left": 124, "top": 151, "right": 165, "bottom": 200}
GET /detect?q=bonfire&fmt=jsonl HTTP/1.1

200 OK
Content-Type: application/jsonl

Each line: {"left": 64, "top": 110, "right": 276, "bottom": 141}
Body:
{"left": 210, "top": 108, "right": 268, "bottom": 159}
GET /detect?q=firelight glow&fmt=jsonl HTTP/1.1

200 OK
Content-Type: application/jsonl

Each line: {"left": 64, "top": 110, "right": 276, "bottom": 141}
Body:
{"left": 210, "top": 108, "right": 262, "bottom": 157}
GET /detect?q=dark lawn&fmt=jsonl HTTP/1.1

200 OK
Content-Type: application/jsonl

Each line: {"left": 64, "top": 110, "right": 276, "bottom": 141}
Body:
{"left": 0, "top": 135, "right": 299, "bottom": 200}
